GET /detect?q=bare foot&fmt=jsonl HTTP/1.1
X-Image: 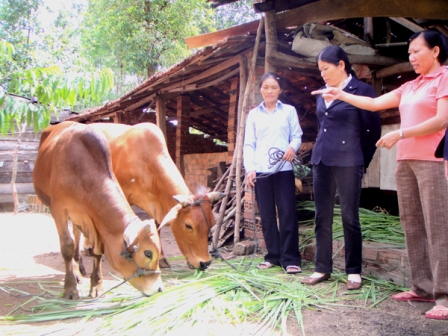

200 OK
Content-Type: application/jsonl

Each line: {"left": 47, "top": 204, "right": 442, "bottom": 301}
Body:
{"left": 425, "top": 305, "right": 448, "bottom": 320}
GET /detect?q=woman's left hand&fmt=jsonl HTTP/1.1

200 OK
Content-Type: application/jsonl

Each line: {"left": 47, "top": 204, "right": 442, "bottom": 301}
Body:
{"left": 376, "top": 130, "right": 401, "bottom": 149}
{"left": 282, "top": 146, "right": 296, "bottom": 162}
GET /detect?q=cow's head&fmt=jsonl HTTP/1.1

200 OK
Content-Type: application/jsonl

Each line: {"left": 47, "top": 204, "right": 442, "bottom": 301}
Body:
{"left": 160, "top": 191, "right": 225, "bottom": 271}
{"left": 121, "top": 219, "right": 163, "bottom": 296}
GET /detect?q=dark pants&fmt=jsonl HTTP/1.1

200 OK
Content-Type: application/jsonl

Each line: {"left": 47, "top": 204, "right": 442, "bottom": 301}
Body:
{"left": 313, "top": 164, "right": 364, "bottom": 274}
{"left": 255, "top": 170, "right": 301, "bottom": 268}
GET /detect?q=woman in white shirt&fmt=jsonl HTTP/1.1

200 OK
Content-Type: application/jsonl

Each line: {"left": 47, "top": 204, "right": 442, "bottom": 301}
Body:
{"left": 244, "top": 72, "right": 303, "bottom": 274}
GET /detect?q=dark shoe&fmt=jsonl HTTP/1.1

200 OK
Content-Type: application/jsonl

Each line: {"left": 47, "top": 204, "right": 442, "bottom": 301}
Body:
{"left": 346, "top": 280, "right": 362, "bottom": 290}
{"left": 300, "top": 274, "right": 330, "bottom": 285}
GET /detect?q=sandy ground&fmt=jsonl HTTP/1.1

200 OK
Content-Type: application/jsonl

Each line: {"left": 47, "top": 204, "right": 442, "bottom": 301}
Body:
{"left": 0, "top": 212, "right": 447, "bottom": 336}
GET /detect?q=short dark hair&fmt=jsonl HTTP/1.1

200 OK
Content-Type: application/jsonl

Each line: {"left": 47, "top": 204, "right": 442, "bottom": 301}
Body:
{"left": 259, "top": 72, "right": 283, "bottom": 90}
{"left": 316, "top": 45, "right": 355, "bottom": 77}
{"left": 409, "top": 30, "right": 448, "bottom": 64}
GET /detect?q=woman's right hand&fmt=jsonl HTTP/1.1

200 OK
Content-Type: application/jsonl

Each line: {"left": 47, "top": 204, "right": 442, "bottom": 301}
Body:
{"left": 246, "top": 170, "right": 256, "bottom": 188}
{"left": 311, "top": 87, "right": 343, "bottom": 101}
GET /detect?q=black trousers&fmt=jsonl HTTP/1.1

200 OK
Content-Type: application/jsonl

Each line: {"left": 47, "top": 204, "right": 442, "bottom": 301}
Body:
{"left": 313, "top": 164, "right": 364, "bottom": 274}
{"left": 255, "top": 170, "right": 301, "bottom": 268}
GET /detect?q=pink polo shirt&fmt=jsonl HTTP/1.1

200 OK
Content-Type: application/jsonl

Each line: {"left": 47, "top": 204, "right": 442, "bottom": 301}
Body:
{"left": 393, "top": 66, "right": 448, "bottom": 161}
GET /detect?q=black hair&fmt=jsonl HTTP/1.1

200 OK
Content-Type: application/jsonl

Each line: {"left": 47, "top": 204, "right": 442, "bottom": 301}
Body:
{"left": 259, "top": 72, "right": 283, "bottom": 90}
{"left": 409, "top": 30, "right": 448, "bottom": 64}
{"left": 316, "top": 45, "right": 357, "bottom": 78}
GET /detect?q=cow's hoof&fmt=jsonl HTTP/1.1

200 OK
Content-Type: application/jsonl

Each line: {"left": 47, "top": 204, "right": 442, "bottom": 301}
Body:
{"left": 89, "top": 285, "right": 103, "bottom": 298}
{"left": 159, "top": 258, "right": 171, "bottom": 268}
{"left": 63, "top": 289, "right": 80, "bottom": 300}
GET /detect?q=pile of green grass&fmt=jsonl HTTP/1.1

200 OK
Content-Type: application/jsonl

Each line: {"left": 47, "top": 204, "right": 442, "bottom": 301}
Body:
{"left": 1, "top": 257, "right": 404, "bottom": 335}
{"left": 298, "top": 201, "right": 405, "bottom": 249}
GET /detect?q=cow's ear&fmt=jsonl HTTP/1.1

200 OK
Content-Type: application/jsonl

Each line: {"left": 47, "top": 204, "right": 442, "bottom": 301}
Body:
{"left": 207, "top": 192, "right": 226, "bottom": 203}
{"left": 173, "top": 195, "right": 192, "bottom": 207}
{"left": 159, "top": 204, "right": 182, "bottom": 230}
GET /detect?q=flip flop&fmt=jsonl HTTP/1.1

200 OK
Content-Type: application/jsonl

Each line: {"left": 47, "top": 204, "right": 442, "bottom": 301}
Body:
{"left": 286, "top": 265, "right": 302, "bottom": 274}
{"left": 392, "top": 291, "right": 435, "bottom": 302}
{"left": 257, "top": 261, "right": 276, "bottom": 269}
{"left": 425, "top": 305, "right": 448, "bottom": 320}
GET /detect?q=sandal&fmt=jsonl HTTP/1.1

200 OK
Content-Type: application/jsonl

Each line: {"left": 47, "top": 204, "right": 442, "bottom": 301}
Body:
{"left": 425, "top": 305, "right": 448, "bottom": 320}
{"left": 286, "top": 265, "right": 302, "bottom": 274}
{"left": 392, "top": 291, "right": 435, "bottom": 302}
{"left": 257, "top": 261, "right": 276, "bottom": 269}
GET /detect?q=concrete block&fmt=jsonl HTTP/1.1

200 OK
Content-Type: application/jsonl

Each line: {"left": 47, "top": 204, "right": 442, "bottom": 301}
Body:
{"left": 233, "top": 241, "right": 256, "bottom": 256}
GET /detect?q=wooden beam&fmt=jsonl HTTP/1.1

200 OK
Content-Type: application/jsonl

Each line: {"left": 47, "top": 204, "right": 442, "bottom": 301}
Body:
{"left": 184, "top": 20, "right": 259, "bottom": 49}
{"left": 389, "top": 17, "right": 424, "bottom": 32}
{"left": 264, "top": 10, "right": 277, "bottom": 73}
{"left": 186, "top": 0, "right": 448, "bottom": 50}
{"left": 275, "top": 0, "right": 448, "bottom": 29}
{"left": 156, "top": 96, "right": 167, "bottom": 140}
{"left": 190, "top": 105, "right": 229, "bottom": 118}
{"left": 124, "top": 93, "right": 155, "bottom": 112}
{"left": 364, "top": 17, "right": 374, "bottom": 43}
{"left": 375, "top": 62, "right": 414, "bottom": 78}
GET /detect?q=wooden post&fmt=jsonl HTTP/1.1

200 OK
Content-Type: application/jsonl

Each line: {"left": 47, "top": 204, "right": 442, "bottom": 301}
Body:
{"left": 264, "top": 10, "right": 277, "bottom": 74}
{"left": 213, "top": 17, "right": 265, "bottom": 248}
{"left": 227, "top": 78, "right": 239, "bottom": 157}
{"left": 176, "top": 95, "right": 190, "bottom": 176}
{"left": 156, "top": 95, "right": 167, "bottom": 141}
{"left": 364, "top": 17, "right": 374, "bottom": 44}
{"left": 114, "top": 111, "right": 122, "bottom": 123}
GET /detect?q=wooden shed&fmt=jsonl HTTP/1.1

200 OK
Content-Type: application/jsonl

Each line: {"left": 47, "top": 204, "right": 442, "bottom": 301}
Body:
{"left": 68, "top": 0, "right": 447, "bottom": 195}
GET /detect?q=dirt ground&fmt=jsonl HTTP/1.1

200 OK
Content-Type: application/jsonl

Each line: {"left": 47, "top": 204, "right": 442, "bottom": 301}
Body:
{"left": 0, "top": 212, "right": 447, "bottom": 336}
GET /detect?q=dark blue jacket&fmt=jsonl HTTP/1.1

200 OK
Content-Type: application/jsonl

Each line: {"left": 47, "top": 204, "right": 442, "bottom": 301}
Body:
{"left": 311, "top": 77, "right": 381, "bottom": 168}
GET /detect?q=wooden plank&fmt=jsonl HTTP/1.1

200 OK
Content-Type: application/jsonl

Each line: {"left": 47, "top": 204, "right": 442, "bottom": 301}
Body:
{"left": 124, "top": 93, "right": 155, "bottom": 112}
{"left": 275, "top": 0, "right": 448, "bottom": 29}
{"left": 185, "top": 21, "right": 259, "bottom": 49}
{"left": 389, "top": 17, "right": 424, "bottom": 32}
{"left": 0, "top": 172, "right": 33, "bottom": 184}
{"left": 0, "top": 161, "right": 34, "bottom": 173}
{"left": 266, "top": 50, "right": 318, "bottom": 70}
{"left": 376, "top": 62, "right": 413, "bottom": 78}
{"left": 186, "top": 0, "right": 448, "bottom": 50}
{"left": 0, "top": 183, "right": 35, "bottom": 195}
{"left": 0, "top": 151, "right": 38, "bottom": 160}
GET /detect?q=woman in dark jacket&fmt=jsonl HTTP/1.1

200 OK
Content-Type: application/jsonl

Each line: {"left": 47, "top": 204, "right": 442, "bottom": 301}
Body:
{"left": 301, "top": 45, "right": 381, "bottom": 289}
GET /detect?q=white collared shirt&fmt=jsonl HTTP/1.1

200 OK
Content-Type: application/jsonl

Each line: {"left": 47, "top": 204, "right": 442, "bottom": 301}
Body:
{"left": 324, "top": 74, "right": 352, "bottom": 108}
{"left": 243, "top": 100, "right": 302, "bottom": 173}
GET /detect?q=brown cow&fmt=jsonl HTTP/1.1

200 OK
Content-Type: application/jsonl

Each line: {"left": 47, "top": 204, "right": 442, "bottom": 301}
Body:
{"left": 33, "top": 121, "right": 163, "bottom": 299}
{"left": 90, "top": 123, "right": 224, "bottom": 270}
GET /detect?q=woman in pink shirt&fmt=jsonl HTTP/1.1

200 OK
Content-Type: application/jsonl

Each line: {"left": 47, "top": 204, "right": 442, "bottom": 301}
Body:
{"left": 312, "top": 30, "right": 448, "bottom": 320}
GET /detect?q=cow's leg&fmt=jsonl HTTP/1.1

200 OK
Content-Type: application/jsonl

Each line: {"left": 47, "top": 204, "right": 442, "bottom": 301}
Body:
{"left": 159, "top": 245, "right": 171, "bottom": 268}
{"left": 72, "top": 224, "right": 86, "bottom": 277}
{"left": 89, "top": 254, "right": 104, "bottom": 298}
{"left": 52, "top": 208, "right": 80, "bottom": 300}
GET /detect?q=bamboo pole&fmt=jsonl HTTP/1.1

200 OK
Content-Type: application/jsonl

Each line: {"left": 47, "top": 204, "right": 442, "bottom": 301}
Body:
{"left": 234, "top": 16, "right": 265, "bottom": 244}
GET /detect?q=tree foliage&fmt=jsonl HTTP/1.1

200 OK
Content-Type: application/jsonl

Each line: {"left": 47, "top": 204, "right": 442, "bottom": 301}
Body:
{"left": 213, "top": 0, "right": 260, "bottom": 31}
{"left": 0, "top": 41, "right": 114, "bottom": 135}
{"left": 82, "top": 0, "right": 214, "bottom": 91}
